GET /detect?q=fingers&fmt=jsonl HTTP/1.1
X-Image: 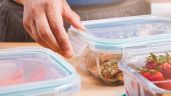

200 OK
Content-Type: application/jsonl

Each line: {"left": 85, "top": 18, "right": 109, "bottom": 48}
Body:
{"left": 23, "top": 5, "right": 63, "bottom": 55}
{"left": 25, "top": 19, "right": 59, "bottom": 53}
{"left": 22, "top": 0, "right": 81, "bottom": 58}
{"left": 45, "top": 2, "right": 73, "bottom": 58}
{"left": 62, "top": 1, "right": 85, "bottom": 31}
{"left": 34, "top": 12, "right": 63, "bottom": 54}
{"left": 30, "top": 20, "right": 52, "bottom": 49}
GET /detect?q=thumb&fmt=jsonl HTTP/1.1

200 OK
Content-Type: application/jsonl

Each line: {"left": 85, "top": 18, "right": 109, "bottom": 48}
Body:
{"left": 62, "top": 1, "right": 86, "bottom": 31}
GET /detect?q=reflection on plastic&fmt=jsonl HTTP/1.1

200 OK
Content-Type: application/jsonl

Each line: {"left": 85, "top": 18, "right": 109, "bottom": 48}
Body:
{"left": 0, "top": 63, "right": 47, "bottom": 86}
{"left": 154, "top": 80, "right": 171, "bottom": 91}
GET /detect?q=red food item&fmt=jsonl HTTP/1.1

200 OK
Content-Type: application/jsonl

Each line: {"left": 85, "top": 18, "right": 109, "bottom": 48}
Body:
{"left": 145, "top": 61, "right": 158, "bottom": 69}
{"left": 145, "top": 53, "right": 158, "bottom": 69}
{"left": 29, "top": 65, "right": 47, "bottom": 82}
{"left": 0, "top": 69, "right": 24, "bottom": 86}
{"left": 160, "top": 62, "right": 171, "bottom": 79}
{"left": 0, "top": 78, "right": 24, "bottom": 86}
{"left": 142, "top": 71, "right": 165, "bottom": 81}
{"left": 130, "top": 53, "right": 171, "bottom": 90}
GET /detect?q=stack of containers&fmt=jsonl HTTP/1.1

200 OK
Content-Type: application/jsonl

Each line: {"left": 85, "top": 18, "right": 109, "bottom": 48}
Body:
{"left": 0, "top": 47, "right": 80, "bottom": 96}
{"left": 68, "top": 15, "right": 171, "bottom": 85}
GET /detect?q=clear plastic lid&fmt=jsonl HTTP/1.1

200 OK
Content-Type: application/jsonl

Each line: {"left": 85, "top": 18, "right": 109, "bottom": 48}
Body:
{"left": 0, "top": 47, "right": 80, "bottom": 95}
{"left": 68, "top": 15, "right": 171, "bottom": 55}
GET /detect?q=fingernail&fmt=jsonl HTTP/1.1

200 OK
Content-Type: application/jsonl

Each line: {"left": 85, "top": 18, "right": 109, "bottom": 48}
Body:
{"left": 77, "top": 24, "right": 86, "bottom": 32}
{"left": 77, "top": 20, "right": 86, "bottom": 31}
{"left": 80, "top": 24, "right": 86, "bottom": 31}
{"left": 65, "top": 53, "right": 73, "bottom": 58}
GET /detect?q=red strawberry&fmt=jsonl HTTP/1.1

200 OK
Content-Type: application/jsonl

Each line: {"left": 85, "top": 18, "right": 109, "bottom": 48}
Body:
{"left": 145, "top": 53, "right": 158, "bottom": 69}
{"left": 142, "top": 71, "right": 165, "bottom": 81}
{"left": 160, "top": 62, "right": 171, "bottom": 79}
{"left": 145, "top": 61, "right": 158, "bottom": 69}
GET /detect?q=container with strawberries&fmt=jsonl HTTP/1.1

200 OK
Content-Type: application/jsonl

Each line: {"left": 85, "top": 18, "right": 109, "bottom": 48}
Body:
{"left": 119, "top": 44, "right": 171, "bottom": 96}
{"left": 130, "top": 53, "right": 171, "bottom": 90}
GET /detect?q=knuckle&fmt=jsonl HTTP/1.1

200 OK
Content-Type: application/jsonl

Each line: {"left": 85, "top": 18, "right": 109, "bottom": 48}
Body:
{"left": 30, "top": 2, "right": 42, "bottom": 15}
{"left": 67, "top": 14, "right": 73, "bottom": 21}
{"left": 39, "top": 32, "right": 48, "bottom": 39}
{"left": 34, "top": 36, "right": 41, "bottom": 43}
{"left": 38, "top": 27, "right": 49, "bottom": 39}
{"left": 67, "top": 11, "right": 80, "bottom": 22}
{"left": 68, "top": 17, "right": 73, "bottom": 23}
{"left": 64, "top": 46, "right": 70, "bottom": 52}
{"left": 30, "top": 6, "right": 37, "bottom": 15}
{"left": 50, "top": 21, "right": 58, "bottom": 32}
{"left": 43, "top": 1, "right": 51, "bottom": 7}
{"left": 59, "top": 39, "right": 69, "bottom": 50}
{"left": 23, "top": 21, "right": 31, "bottom": 32}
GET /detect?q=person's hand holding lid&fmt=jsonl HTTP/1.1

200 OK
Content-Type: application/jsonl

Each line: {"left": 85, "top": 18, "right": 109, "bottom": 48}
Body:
{"left": 14, "top": 0, "right": 85, "bottom": 58}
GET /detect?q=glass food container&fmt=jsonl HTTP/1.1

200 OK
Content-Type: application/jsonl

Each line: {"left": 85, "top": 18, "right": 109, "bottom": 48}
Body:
{"left": 119, "top": 43, "right": 171, "bottom": 96}
{"left": 68, "top": 15, "right": 171, "bottom": 85}
{"left": 0, "top": 47, "right": 80, "bottom": 96}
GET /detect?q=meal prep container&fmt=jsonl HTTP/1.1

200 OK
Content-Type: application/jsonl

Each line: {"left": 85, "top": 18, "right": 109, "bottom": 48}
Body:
{"left": 68, "top": 15, "right": 171, "bottom": 85}
{"left": 119, "top": 43, "right": 171, "bottom": 96}
{"left": 0, "top": 47, "right": 80, "bottom": 96}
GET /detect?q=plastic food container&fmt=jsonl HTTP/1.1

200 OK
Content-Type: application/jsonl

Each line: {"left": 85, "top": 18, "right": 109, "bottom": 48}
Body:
{"left": 119, "top": 43, "right": 171, "bottom": 96}
{"left": 68, "top": 15, "right": 171, "bottom": 85}
{"left": 0, "top": 47, "right": 80, "bottom": 96}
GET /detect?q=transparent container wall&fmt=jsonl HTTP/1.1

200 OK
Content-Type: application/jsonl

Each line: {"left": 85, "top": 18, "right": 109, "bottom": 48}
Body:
{"left": 120, "top": 43, "right": 171, "bottom": 96}
{"left": 78, "top": 47, "right": 123, "bottom": 85}
{"left": 154, "top": 80, "right": 171, "bottom": 91}
{"left": 123, "top": 71, "right": 171, "bottom": 96}
{"left": 0, "top": 52, "right": 68, "bottom": 87}
{"left": 69, "top": 16, "right": 171, "bottom": 56}
{"left": 85, "top": 18, "right": 171, "bottom": 40}
{"left": 68, "top": 29, "right": 89, "bottom": 56}
{"left": 123, "top": 72, "right": 164, "bottom": 96}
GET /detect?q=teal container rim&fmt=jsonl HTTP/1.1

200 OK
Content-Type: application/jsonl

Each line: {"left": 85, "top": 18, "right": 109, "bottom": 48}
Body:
{"left": 69, "top": 15, "right": 171, "bottom": 51}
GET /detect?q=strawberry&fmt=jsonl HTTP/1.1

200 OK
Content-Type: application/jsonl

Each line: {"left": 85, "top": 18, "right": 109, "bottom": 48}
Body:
{"left": 142, "top": 71, "right": 165, "bottom": 81}
{"left": 145, "top": 53, "right": 158, "bottom": 69}
{"left": 145, "top": 53, "right": 171, "bottom": 69}
{"left": 145, "top": 61, "right": 158, "bottom": 69}
{"left": 160, "top": 62, "right": 171, "bottom": 79}
{"left": 129, "top": 53, "right": 171, "bottom": 90}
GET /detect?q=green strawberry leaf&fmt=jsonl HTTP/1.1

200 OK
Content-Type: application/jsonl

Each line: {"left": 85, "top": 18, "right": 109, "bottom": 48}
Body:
{"left": 150, "top": 53, "right": 158, "bottom": 62}
{"left": 158, "top": 55, "right": 167, "bottom": 64}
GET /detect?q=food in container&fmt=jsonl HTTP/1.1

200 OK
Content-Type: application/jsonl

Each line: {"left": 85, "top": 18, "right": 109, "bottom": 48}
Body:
{"left": 129, "top": 53, "right": 171, "bottom": 90}
{"left": 0, "top": 47, "right": 80, "bottom": 96}
{"left": 84, "top": 51, "right": 123, "bottom": 85}
{"left": 119, "top": 43, "right": 171, "bottom": 96}
{"left": 68, "top": 15, "right": 171, "bottom": 85}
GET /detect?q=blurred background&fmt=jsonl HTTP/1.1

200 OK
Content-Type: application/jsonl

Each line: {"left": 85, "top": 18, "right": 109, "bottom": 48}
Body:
{"left": 152, "top": 0, "right": 171, "bottom": 17}
{"left": 0, "top": 0, "right": 170, "bottom": 17}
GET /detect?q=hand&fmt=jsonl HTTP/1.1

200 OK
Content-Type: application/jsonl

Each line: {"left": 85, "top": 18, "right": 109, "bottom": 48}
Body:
{"left": 14, "top": 0, "right": 85, "bottom": 58}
